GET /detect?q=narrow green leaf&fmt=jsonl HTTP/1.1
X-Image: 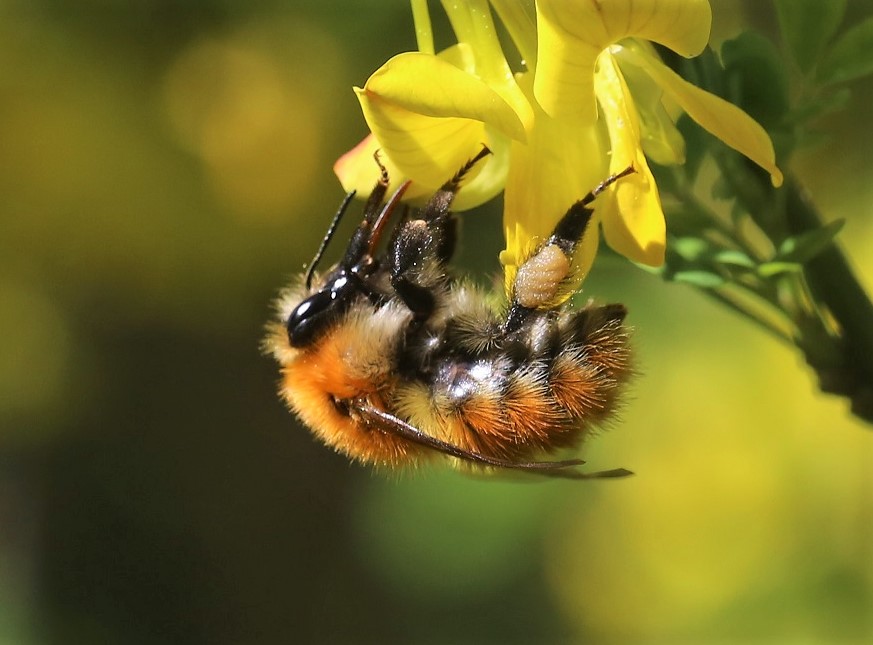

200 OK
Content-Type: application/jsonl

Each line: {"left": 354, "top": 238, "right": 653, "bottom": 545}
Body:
{"left": 713, "top": 250, "right": 756, "bottom": 268}
{"left": 675, "top": 113, "right": 707, "bottom": 182}
{"left": 672, "top": 237, "right": 711, "bottom": 261}
{"left": 775, "top": 0, "right": 846, "bottom": 74}
{"left": 818, "top": 17, "right": 873, "bottom": 85}
{"left": 720, "top": 32, "right": 789, "bottom": 128}
{"left": 757, "top": 261, "right": 802, "bottom": 278}
{"left": 633, "top": 262, "right": 664, "bottom": 276}
{"left": 776, "top": 219, "right": 845, "bottom": 262}
{"left": 788, "top": 87, "right": 852, "bottom": 125}
{"left": 671, "top": 270, "right": 726, "bottom": 288}
{"left": 711, "top": 175, "right": 733, "bottom": 201}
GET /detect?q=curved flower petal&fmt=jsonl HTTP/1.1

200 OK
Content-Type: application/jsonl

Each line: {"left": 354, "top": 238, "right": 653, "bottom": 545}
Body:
{"left": 598, "top": 155, "right": 666, "bottom": 266}
{"left": 596, "top": 53, "right": 666, "bottom": 266}
{"left": 438, "top": 6, "right": 535, "bottom": 132}
{"left": 614, "top": 44, "right": 686, "bottom": 166}
{"left": 501, "top": 76, "right": 608, "bottom": 296}
{"left": 631, "top": 48, "right": 784, "bottom": 186}
{"left": 356, "top": 92, "right": 490, "bottom": 191}
{"left": 355, "top": 51, "right": 526, "bottom": 191}
{"left": 334, "top": 130, "right": 508, "bottom": 212}
{"left": 333, "top": 133, "right": 431, "bottom": 201}
{"left": 362, "top": 53, "right": 526, "bottom": 138}
{"left": 535, "top": 0, "right": 712, "bottom": 120}
{"left": 450, "top": 126, "right": 511, "bottom": 210}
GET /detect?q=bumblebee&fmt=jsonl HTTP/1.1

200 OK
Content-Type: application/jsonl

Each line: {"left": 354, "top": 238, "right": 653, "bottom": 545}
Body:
{"left": 264, "top": 148, "right": 635, "bottom": 479}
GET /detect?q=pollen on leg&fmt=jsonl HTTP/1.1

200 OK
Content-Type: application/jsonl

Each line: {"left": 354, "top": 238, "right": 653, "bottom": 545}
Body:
{"left": 514, "top": 245, "right": 571, "bottom": 309}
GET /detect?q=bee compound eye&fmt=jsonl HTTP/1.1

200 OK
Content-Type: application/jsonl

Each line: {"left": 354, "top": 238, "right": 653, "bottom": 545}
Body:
{"left": 286, "top": 289, "right": 338, "bottom": 348}
{"left": 286, "top": 273, "right": 358, "bottom": 348}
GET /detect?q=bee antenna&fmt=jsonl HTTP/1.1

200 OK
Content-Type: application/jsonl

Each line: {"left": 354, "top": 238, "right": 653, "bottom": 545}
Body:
{"left": 305, "top": 190, "right": 356, "bottom": 290}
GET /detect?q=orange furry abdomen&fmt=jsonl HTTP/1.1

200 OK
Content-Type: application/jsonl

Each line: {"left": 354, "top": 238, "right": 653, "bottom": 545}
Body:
{"left": 278, "top": 320, "right": 423, "bottom": 468}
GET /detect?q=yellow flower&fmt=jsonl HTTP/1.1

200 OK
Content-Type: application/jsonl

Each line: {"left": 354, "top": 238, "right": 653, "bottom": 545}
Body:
{"left": 334, "top": 0, "right": 783, "bottom": 296}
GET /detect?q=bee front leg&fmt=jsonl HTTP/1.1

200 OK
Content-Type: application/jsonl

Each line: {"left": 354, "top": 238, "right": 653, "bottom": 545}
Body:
{"left": 388, "top": 147, "right": 491, "bottom": 320}
{"left": 388, "top": 215, "right": 455, "bottom": 320}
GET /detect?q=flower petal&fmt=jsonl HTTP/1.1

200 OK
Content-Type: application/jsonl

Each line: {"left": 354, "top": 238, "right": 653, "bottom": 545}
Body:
{"left": 596, "top": 53, "right": 666, "bottom": 266}
{"left": 535, "top": 0, "right": 712, "bottom": 120}
{"left": 354, "top": 51, "right": 526, "bottom": 192}
{"left": 333, "top": 131, "right": 506, "bottom": 212}
{"left": 598, "top": 157, "right": 666, "bottom": 266}
{"left": 633, "top": 48, "right": 784, "bottom": 186}
{"left": 356, "top": 90, "right": 489, "bottom": 191}
{"left": 333, "top": 133, "right": 431, "bottom": 201}
{"left": 613, "top": 44, "right": 686, "bottom": 166}
{"left": 363, "top": 53, "right": 526, "bottom": 138}
{"left": 501, "top": 76, "right": 608, "bottom": 296}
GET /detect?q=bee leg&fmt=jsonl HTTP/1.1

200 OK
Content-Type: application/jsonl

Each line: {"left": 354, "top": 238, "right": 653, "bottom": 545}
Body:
{"left": 355, "top": 399, "right": 632, "bottom": 479}
{"left": 389, "top": 147, "right": 491, "bottom": 320}
{"left": 504, "top": 166, "right": 636, "bottom": 334}
{"left": 388, "top": 218, "right": 444, "bottom": 320}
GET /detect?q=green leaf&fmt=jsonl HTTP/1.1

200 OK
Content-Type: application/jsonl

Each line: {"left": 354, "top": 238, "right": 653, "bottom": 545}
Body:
{"left": 713, "top": 250, "right": 756, "bottom": 268}
{"left": 711, "top": 174, "right": 733, "bottom": 201}
{"left": 720, "top": 32, "right": 789, "bottom": 129}
{"left": 757, "top": 261, "right": 802, "bottom": 278}
{"left": 671, "top": 270, "right": 726, "bottom": 288}
{"left": 672, "top": 237, "right": 711, "bottom": 261}
{"left": 776, "top": 219, "right": 845, "bottom": 263}
{"left": 788, "top": 87, "right": 852, "bottom": 125}
{"left": 775, "top": 0, "right": 846, "bottom": 74}
{"left": 675, "top": 113, "right": 707, "bottom": 182}
{"left": 818, "top": 17, "right": 873, "bottom": 85}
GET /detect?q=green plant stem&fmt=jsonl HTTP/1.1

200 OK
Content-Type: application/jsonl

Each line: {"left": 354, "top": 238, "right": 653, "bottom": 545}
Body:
{"left": 784, "top": 176, "right": 873, "bottom": 424}
{"left": 702, "top": 287, "right": 795, "bottom": 345}
{"left": 673, "top": 173, "right": 767, "bottom": 261}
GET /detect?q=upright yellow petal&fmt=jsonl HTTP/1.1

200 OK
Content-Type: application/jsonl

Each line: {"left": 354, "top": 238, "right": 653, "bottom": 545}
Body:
{"left": 355, "top": 51, "right": 526, "bottom": 191}
{"left": 535, "top": 0, "right": 712, "bottom": 120}
{"left": 595, "top": 53, "right": 666, "bottom": 266}
{"left": 614, "top": 43, "right": 686, "bottom": 166}
{"left": 630, "top": 48, "right": 784, "bottom": 186}
{"left": 362, "top": 53, "right": 526, "bottom": 139}
{"left": 334, "top": 128, "right": 509, "bottom": 212}
{"left": 439, "top": 1, "right": 535, "bottom": 133}
{"left": 356, "top": 90, "right": 489, "bottom": 190}
{"left": 501, "top": 77, "right": 608, "bottom": 295}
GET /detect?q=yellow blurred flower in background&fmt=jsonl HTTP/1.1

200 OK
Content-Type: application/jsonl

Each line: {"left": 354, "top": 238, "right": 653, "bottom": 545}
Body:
{"left": 335, "top": 0, "right": 782, "bottom": 294}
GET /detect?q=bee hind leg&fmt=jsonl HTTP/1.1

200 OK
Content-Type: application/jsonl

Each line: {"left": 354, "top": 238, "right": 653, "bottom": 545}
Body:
{"left": 504, "top": 166, "right": 636, "bottom": 334}
{"left": 354, "top": 399, "right": 632, "bottom": 480}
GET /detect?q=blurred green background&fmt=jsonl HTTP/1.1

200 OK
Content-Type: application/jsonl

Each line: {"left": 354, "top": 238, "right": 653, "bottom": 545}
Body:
{"left": 1, "top": 1, "right": 871, "bottom": 643}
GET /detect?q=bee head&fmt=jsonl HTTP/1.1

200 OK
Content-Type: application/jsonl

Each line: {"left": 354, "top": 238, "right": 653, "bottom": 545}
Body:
{"left": 286, "top": 171, "right": 411, "bottom": 349}
{"left": 286, "top": 269, "right": 362, "bottom": 348}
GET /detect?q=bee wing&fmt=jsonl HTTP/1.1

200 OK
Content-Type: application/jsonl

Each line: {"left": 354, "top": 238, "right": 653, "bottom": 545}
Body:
{"left": 354, "top": 400, "right": 632, "bottom": 480}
